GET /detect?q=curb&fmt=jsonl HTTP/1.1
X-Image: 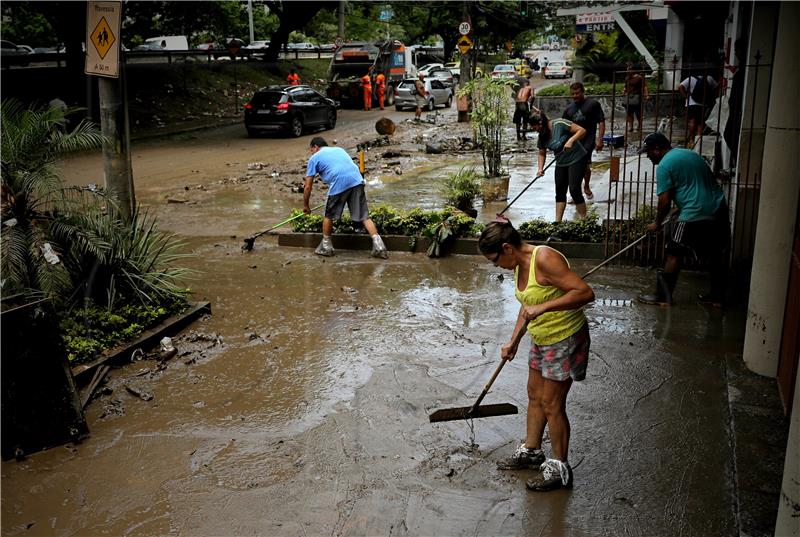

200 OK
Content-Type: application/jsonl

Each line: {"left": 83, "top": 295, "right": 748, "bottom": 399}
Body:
{"left": 71, "top": 301, "right": 212, "bottom": 381}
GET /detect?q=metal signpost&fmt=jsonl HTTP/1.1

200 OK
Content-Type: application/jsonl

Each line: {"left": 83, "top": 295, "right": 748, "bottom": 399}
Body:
{"left": 85, "top": 1, "right": 134, "bottom": 221}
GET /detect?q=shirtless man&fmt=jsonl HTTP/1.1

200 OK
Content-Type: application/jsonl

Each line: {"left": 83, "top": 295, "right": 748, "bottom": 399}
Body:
{"left": 514, "top": 79, "right": 533, "bottom": 140}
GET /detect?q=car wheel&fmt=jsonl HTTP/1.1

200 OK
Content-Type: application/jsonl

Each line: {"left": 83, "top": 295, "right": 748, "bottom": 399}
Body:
{"left": 395, "top": 105, "right": 403, "bottom": 111}
{"left": 289, "top": 116, "right": 303, "bottom": 137}
{"left": 326, "top": 109, "right": 337, "bottom": 130}
{"left": 385, "top": 86, "right": 395, "bottom": 106}
{"left": 445, "top": 95, "right": 452, "bottom": 108}
{"left": 426, "top": 98, "right": 434, "bottom": 111}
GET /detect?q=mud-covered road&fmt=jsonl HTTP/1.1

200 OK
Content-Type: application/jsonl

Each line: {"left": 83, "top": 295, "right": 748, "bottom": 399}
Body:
{"left": 2, "top": 88, "right": 746, "bottom": 536}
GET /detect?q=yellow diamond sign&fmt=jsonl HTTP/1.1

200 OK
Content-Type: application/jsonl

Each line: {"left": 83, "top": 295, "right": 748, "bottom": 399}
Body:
{"left": 90, "top": 16, "right": 116, "bottom": 60}
{"left": 458, "top": 35, "right": 473, "bottom": 55}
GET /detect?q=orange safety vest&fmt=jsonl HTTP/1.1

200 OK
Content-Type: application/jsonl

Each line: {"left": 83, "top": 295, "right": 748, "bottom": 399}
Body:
{"left": 287, "top": 73, "right": 300, "bottom": 85}
{"left": 361, "top": 74, "right": 372, "bottom": 90}
{"left": 375, "top": 73, "right": 385, "bottom": 94}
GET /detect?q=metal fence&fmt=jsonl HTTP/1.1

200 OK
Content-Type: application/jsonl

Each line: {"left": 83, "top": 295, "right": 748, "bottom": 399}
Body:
{"left": 601, "top": 57, "right": 772, "bottom": 272}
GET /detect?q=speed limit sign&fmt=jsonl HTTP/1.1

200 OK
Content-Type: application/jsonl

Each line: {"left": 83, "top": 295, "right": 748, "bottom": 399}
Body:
{"left": 458, "top": 21, "right": 471, "bottom": 35}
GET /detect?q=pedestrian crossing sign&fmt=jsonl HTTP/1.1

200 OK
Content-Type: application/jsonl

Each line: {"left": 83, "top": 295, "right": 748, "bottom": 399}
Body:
{"left": 85, "top": 1, "right": 122, "bottom": 78}
{"left": 91, "top": 17, "right": 116, "bottom": 60}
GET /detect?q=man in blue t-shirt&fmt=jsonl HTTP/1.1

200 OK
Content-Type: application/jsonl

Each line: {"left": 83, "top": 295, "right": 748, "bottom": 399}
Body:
{"left": 636, "top": 132, "right": 730, "bottom": 306}
{"left": 303, "top": 136, "right": 388, "bottom": 258}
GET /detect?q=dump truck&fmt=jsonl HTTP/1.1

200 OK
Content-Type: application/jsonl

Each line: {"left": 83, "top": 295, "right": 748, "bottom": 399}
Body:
{"left": 326, "top": 40, "right": 409, "bottom": 108}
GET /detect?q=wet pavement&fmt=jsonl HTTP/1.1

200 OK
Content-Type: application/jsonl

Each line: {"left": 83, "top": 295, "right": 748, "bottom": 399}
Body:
{"left": 2, "top": 102, "right": 781, "bottom": 536}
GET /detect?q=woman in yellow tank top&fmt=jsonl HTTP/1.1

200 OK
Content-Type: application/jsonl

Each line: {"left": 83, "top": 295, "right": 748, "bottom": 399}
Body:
{"left": 478, "top": 220, "right": 594, "bottom": 492}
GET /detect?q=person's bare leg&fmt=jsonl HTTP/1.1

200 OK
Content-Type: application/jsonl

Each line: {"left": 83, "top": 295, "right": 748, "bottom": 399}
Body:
{"left": 362, "top": 218, "right": 378, "bottom": 235}
{"left": 583, "top": 165, "right": 593, "bottom": 198}
{"left": 525, "top": 368, "right": 547, "bottom": 449}
{"left": 575, "top": 202, "right": 587, "bottom": 218}
{"left": 322, "top": 217, "right": 333, "bottom": 236}
{"left": 555, "top": 202, "right": 567, "bottom": 222}
{"left": 540, "top": 377, "right": 573, "bottom": 462}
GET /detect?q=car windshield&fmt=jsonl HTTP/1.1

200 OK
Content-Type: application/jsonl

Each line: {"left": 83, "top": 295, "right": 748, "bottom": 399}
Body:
{"left": 250, "top": 92, "right": 287, "bottom": 106}
{"left": 494, "top": 65, "right": 514, "bottom": 71}
{"left": 399, "top": 80, "right": 418, "bottom": 89}
{"left": 548, "top": 62, "right": 564, "bottom": 68}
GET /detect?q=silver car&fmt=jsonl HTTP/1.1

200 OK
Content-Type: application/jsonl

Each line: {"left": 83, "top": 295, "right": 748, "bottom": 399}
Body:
{"left": 394, "top": 78, "right": 453, "bottom": 111}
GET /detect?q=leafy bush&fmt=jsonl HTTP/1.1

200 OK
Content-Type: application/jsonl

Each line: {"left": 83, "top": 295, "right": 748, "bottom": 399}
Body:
{"left": 536, "top": 79, "right": 662, "bottom": 97}
{"left": 289, "top": 204, "right": 484, "bottom": 240}
{"left": 518, "top": 209, "right": 604, "bottom": 243}
{"left": 441, "top": 166, "right": 481, "bottom": 211}
{"left": 60, "top": 297, "right": 188, "bottom": 363}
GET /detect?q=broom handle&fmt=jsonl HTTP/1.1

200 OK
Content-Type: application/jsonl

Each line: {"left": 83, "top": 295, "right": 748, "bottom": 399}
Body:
{"left": 469, "top": 320, "right": 530, "bottom": 414}
{"left": 254, "top": 203, "right": 324, "bottom": 238}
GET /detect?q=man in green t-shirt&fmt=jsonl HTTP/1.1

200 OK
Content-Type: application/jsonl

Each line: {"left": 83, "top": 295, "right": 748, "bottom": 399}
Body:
{"left": 637, "top": 133, "right": 730, "bottom": 306}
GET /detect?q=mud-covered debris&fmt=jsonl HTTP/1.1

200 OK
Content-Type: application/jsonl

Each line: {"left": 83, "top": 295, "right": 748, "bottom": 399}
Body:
{"left": 341, "top": 286, "right": 358, "bottom": 294}
{"left": 100, "top": 398, "right": 125, "bottom": 419}
{"left": 167, "top": 198, "right": 188, "bottom": 204}
{"left": 247, "top": 162, "right": 266, "bottom": 170}
{"left": 375, "top": 117, "right": 396, "bottom": 136}
{"left": 381, "top": 150, "right": 406, "bottom": 158}
{"left": 124, "top": 383, "right": 154, "bottom": 401}
{"left": 425, "top": 142, "right": 444, "bottom": 154}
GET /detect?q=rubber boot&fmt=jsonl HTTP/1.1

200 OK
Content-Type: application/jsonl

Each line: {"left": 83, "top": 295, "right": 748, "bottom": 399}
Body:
{"left": 371, "top": 235, "right": 388, "bottom": 259}
{"left": 638, "top": 270, "right": 676, "bottom": 306}
{"left": 315, "top": 236, "right": 335, "bottom": 257}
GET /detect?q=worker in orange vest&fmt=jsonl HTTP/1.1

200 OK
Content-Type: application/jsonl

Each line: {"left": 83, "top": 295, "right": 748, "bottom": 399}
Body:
{"left": 361, "top": 68, "right": 373, "bottom": 111}
{"left": 287, "top": 69, "right": 300, "bottom": 86}
{"left": 375, "top": 71, "right": 386, "bottom": 110}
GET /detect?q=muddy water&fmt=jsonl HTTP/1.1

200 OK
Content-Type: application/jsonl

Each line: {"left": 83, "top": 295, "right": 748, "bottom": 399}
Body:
{"left": 3, "top": 110, "right": 745, "bottom": 536}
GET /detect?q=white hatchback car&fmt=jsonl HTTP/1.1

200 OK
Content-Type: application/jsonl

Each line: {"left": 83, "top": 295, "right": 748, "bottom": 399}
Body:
{"left": 491, "top": 64, "right": 517, "bottom": 79}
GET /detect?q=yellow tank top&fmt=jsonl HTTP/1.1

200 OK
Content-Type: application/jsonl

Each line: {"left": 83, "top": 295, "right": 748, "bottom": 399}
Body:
{"left": 514, "top": 246, "right": 587, "bottom": 345}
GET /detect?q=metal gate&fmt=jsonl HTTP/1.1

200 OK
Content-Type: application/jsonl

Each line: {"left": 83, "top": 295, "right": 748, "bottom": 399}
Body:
{"left": 600, "top": 57, "right": 772, "bottom": 274}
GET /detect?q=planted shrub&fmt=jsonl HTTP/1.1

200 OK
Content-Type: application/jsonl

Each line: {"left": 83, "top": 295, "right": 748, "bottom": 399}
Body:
{"left": 518, "top": 209, "right": 604, "bottom": 243}
{"left": 290, "top": 204, "right": 484, "bottom": 241}
{"left": 441, "top": 166, "right": 481, "bottom": 212}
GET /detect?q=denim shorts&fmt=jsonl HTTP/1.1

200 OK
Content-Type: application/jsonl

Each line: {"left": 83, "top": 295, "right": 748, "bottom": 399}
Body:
{"left": 529, "top": 323, "right": 590, "bottom": 381}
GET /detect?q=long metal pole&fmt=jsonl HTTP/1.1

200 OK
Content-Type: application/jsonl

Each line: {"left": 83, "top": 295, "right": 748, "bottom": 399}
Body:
{"left": 338, "top": 1, "right": 346, "bottom": 37}
{"left": 247, "top": 0, "right": 254, "bottom": 43}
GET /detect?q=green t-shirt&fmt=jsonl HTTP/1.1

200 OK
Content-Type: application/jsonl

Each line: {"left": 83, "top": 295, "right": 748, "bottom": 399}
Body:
{"left": 540, "top": 118, "right": 586, "bottom": 167}
{"left": 656, "top": 148, "right": 724, "bottom": 222}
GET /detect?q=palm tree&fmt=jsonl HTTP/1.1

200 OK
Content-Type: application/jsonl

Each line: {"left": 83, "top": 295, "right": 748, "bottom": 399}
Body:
{"left": 2, "top": 99, "right": 195, "bottom": 308}
{"left": 1, "top": 99, "right": 105, "bottom": 300}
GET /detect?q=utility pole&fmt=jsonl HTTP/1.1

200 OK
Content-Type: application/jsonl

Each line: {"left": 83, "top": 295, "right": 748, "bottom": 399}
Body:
{"left": 458, "top": 0, "right": 472, "bottom": 123}
{"left": 247, "top": 0, "right": 255, "bottom": 43}
{"left": 338, "top": 0, "right": 346, "bottom": 38}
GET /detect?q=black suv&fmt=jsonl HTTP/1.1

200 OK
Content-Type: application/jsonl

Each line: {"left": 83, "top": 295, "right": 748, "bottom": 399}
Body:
{"left": 244, "top": 85, "right": 337, "bottom": 138}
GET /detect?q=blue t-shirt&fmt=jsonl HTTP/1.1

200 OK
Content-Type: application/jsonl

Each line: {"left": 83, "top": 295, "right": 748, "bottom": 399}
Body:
{"left": 656, "top": 148, "right": 725, "bottom": 222}
{"left": 306, "top": 147, "right": 364, "bottom": 196}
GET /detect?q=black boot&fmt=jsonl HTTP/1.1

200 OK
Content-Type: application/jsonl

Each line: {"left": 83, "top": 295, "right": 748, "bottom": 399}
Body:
{"left": 638, "top": 271, "right": 677, "bottom": 306}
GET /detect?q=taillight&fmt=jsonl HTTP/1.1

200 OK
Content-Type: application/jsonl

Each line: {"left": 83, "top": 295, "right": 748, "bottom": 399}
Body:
{"left": 244, "top": 102, "right": 253, "bottom": 110}
{"left": 277, "top": 102, "right": 290, "bottom": 110}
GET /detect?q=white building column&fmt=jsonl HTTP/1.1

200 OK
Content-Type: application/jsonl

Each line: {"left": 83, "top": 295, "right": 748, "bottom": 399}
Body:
{"left": 742, "top": 2, "right": 800, "bottom": 377}
{"left": 775, "top": 372, "right": 800, "bottom": 536}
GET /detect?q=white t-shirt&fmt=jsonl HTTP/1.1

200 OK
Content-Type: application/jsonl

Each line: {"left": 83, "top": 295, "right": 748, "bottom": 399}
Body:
{"left": 679, "top": 76, "right": 718, "bottom": 107}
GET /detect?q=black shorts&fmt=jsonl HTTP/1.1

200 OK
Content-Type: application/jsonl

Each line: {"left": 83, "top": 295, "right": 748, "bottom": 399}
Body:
{"left": 686, "top": 105, "right": 706, "bottom": 124}
{"left": 325, "top": 184, "right": 369, "bottom": 222}
{"left": 513, "top": 102, "right": 529, "bottom": 125}
{"left": 665, "top": 204, "right": 730, "bottom": 260}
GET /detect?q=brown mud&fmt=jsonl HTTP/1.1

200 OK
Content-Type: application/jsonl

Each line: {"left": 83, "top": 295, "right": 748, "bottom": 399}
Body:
{"left": 2, "top": 93, "right": 746, "bottom": 536}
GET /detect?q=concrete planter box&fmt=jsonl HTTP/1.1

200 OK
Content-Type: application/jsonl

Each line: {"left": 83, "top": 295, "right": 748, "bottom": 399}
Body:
{"left": 71, "top": 301, "right": 212, "bottom": 381}
{"left": 278, "top": 233, "right": 605, "bottom": 259}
